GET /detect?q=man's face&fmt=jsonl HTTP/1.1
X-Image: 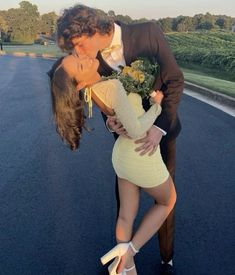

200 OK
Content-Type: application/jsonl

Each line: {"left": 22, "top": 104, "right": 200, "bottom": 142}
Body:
{"left": 71, "top": 33, "right": 102, "bottom": 58}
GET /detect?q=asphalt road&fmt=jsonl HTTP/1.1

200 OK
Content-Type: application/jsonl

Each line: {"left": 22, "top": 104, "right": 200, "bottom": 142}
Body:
{"left": 0, "top": 55, "right": 235, "bottom": 275}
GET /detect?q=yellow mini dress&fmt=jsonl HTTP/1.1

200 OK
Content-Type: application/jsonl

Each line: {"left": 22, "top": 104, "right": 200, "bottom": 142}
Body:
{"left": 92, "top": 79, "right": 169, "bottom": 188}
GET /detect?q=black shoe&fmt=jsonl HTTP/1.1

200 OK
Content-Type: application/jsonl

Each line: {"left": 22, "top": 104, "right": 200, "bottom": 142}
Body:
{"left": 160, "top": 263, "right": 175, "bottom": 275}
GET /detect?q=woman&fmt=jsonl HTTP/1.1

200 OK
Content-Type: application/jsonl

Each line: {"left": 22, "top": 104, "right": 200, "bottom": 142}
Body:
{"left": 48, "top": 55, "right": 176, "bottom": 275}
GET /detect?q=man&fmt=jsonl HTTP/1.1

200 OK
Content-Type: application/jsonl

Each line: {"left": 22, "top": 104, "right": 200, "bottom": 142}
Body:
{"left": 57, "top": 5, "right": 184, "bottom": 275}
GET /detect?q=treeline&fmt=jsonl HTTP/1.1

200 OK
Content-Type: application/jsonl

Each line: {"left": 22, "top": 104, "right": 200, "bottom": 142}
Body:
{"left": 108, "top": 10, "right": 235, "bottom": 33}
{"left": 0, "top": 1, "right": 234, "bottom": 44}
{"left": 158, "top": 13, "right": 234, "bottom": 32}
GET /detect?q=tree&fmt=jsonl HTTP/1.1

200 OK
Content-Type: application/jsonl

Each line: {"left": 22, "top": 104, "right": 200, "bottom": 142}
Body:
{"left": 4, "top": 1, "right": 39, "bottom": 43}
{"left": 19, "top": 1, "right": 39, "bottom": 40}
{"left": 107, "top": 10, "right": 116, "bottom": 17}
{"left": 216, "top": 16, "right": 232, "bottom": 30}
{"left": 0, "top": 14, "right": 9, "bottom": 44}
{"left": 133, "top": 18, "right": 149, "bottom": 23}
{"left": 158, "top": 18, "right": 173, "bottom": 32}
{"left": 174, "top": 16, "right": 195, "bottom": 32}
{"left": 115, "top": 14, "right": 133, "bottom": 24}
{"left": 39, "top": 12, "right": 58, "bottom": 36}
{"left": 0, "top": 15, "right": 8, "bottom": 32}
{"left": 0, "top": 15, "right": 6, "bottom": 47}
{"left": 197, "top": 13, "right": 215, "bottom": 30}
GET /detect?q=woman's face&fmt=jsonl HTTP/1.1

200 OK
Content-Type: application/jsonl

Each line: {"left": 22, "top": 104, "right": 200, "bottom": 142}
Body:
{"left": 62, "top": 55, "right": 100, "bottom": 88}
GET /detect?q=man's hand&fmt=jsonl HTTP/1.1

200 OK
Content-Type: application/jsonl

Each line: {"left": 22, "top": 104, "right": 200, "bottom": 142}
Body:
{"left": 107, "top": 116, "right": 129, "bottom": 137}
{"left": 135, "top": 126, "right": 163, "bottom": 156}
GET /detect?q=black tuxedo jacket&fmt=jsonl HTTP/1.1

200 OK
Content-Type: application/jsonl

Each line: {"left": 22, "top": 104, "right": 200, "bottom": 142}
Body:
{"left": 97, "top": 22, "right": 184, "bottom": 140}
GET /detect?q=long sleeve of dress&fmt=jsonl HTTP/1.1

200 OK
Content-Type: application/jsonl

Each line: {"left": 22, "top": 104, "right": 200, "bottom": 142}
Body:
{"left": 92, "top": 79, "right": 162, "bottom": 139}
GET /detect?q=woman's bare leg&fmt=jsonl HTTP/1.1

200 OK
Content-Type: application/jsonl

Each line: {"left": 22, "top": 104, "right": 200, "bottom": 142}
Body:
{"left": 131, "top": 176, "right": 176, "bottom": 251}
{"left": 116, "top": 176, "right": 176, "bottom": 274}
{"left": 116, "top": 177, "right": 140, "bottom": 274}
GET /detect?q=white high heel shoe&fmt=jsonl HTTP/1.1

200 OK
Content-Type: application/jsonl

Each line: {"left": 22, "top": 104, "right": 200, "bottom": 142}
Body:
{"left": 101, "top": 242, "right": 139, "bottom": 275}
{"left": 101, "top": 243, "right": 129, "bottom": 275}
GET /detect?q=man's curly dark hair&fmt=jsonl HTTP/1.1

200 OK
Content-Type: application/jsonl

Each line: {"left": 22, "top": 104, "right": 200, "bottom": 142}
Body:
{"left": 57, "top": 4, "right": 114, "bottom": 52}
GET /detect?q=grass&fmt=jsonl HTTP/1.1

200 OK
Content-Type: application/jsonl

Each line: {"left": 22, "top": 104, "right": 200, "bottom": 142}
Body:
{"left": 178, "top": 62, "right": 235, "bottom": 82}
{"left": 182, "top": 68, "right": 235, "bottom": 98}
{"left": 2, "top": 44, "right": 63, "bottom": 57}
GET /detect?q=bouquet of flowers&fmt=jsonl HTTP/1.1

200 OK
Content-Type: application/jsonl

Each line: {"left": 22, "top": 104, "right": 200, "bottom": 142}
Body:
{"left": 104, "top": 58, "right": 159, "bottom": 98}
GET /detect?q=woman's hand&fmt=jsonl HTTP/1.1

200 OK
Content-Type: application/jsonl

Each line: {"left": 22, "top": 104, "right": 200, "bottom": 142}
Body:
{"left": 107, "top": 116, "right": 129, "bottom": 137}
{"left": 151, "top": 90, "right": 164, "bottom": 105}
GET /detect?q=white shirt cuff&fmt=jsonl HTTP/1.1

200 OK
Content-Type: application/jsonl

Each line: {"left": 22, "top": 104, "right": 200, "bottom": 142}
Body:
{"left": 153, "top": 125, "right": 167, "bottom": 136}
{"left": 106, "top": 119, "right": 115, "bottom": 133}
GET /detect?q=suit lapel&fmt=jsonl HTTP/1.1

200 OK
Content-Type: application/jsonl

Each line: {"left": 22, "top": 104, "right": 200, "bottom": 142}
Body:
{"left": 120, "top": 23, "right": 132, "bottom": 65}
{"left": 97, "top": 52, "right": 114, "bottom": 76}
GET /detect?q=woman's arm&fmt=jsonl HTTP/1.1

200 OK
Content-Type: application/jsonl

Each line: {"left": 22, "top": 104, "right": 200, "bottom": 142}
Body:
{"left": 92, "top": 79, "right": 162, "bottom": 139}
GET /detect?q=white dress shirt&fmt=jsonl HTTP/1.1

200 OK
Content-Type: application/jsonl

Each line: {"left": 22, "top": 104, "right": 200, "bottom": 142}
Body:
{"left": 101, "top": 23, "right": 126, "bottom": 71}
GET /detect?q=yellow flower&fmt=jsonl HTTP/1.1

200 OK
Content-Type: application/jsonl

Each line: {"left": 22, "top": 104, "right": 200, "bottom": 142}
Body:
{"left": 131, "top": 60, "right": 143, "bottom": 69}
{"left": 128, "top": 70, "right": 145, "bottom": 83}
{"left": 129, "top": 70, "right": 139, "bottom": 81}
{"left": 122, "top": 67, "right": 143, "bottom": 82}
{"left": 122, "top": 66, "right": 132, "bottom": 75}
{"left": 138, "top": 72, "right": 145, "bottom": 83}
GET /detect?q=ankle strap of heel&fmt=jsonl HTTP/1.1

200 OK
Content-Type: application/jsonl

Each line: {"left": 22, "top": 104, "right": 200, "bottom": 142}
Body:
{"left": 124, "top": 265, "right": 136, "bottom": 272}
{"left": 129, "top": 241, "right": 139, "bottom": 254}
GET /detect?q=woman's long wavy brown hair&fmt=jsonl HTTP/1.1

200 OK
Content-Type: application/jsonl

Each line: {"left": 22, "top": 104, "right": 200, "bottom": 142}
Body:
{"left": 48, "top": 57, "right": 86, "bottom": 150}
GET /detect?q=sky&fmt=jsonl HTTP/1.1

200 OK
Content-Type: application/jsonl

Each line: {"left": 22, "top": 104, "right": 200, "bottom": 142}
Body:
{"left": 0, "top": 0, "right": 234, "bottom": 19}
